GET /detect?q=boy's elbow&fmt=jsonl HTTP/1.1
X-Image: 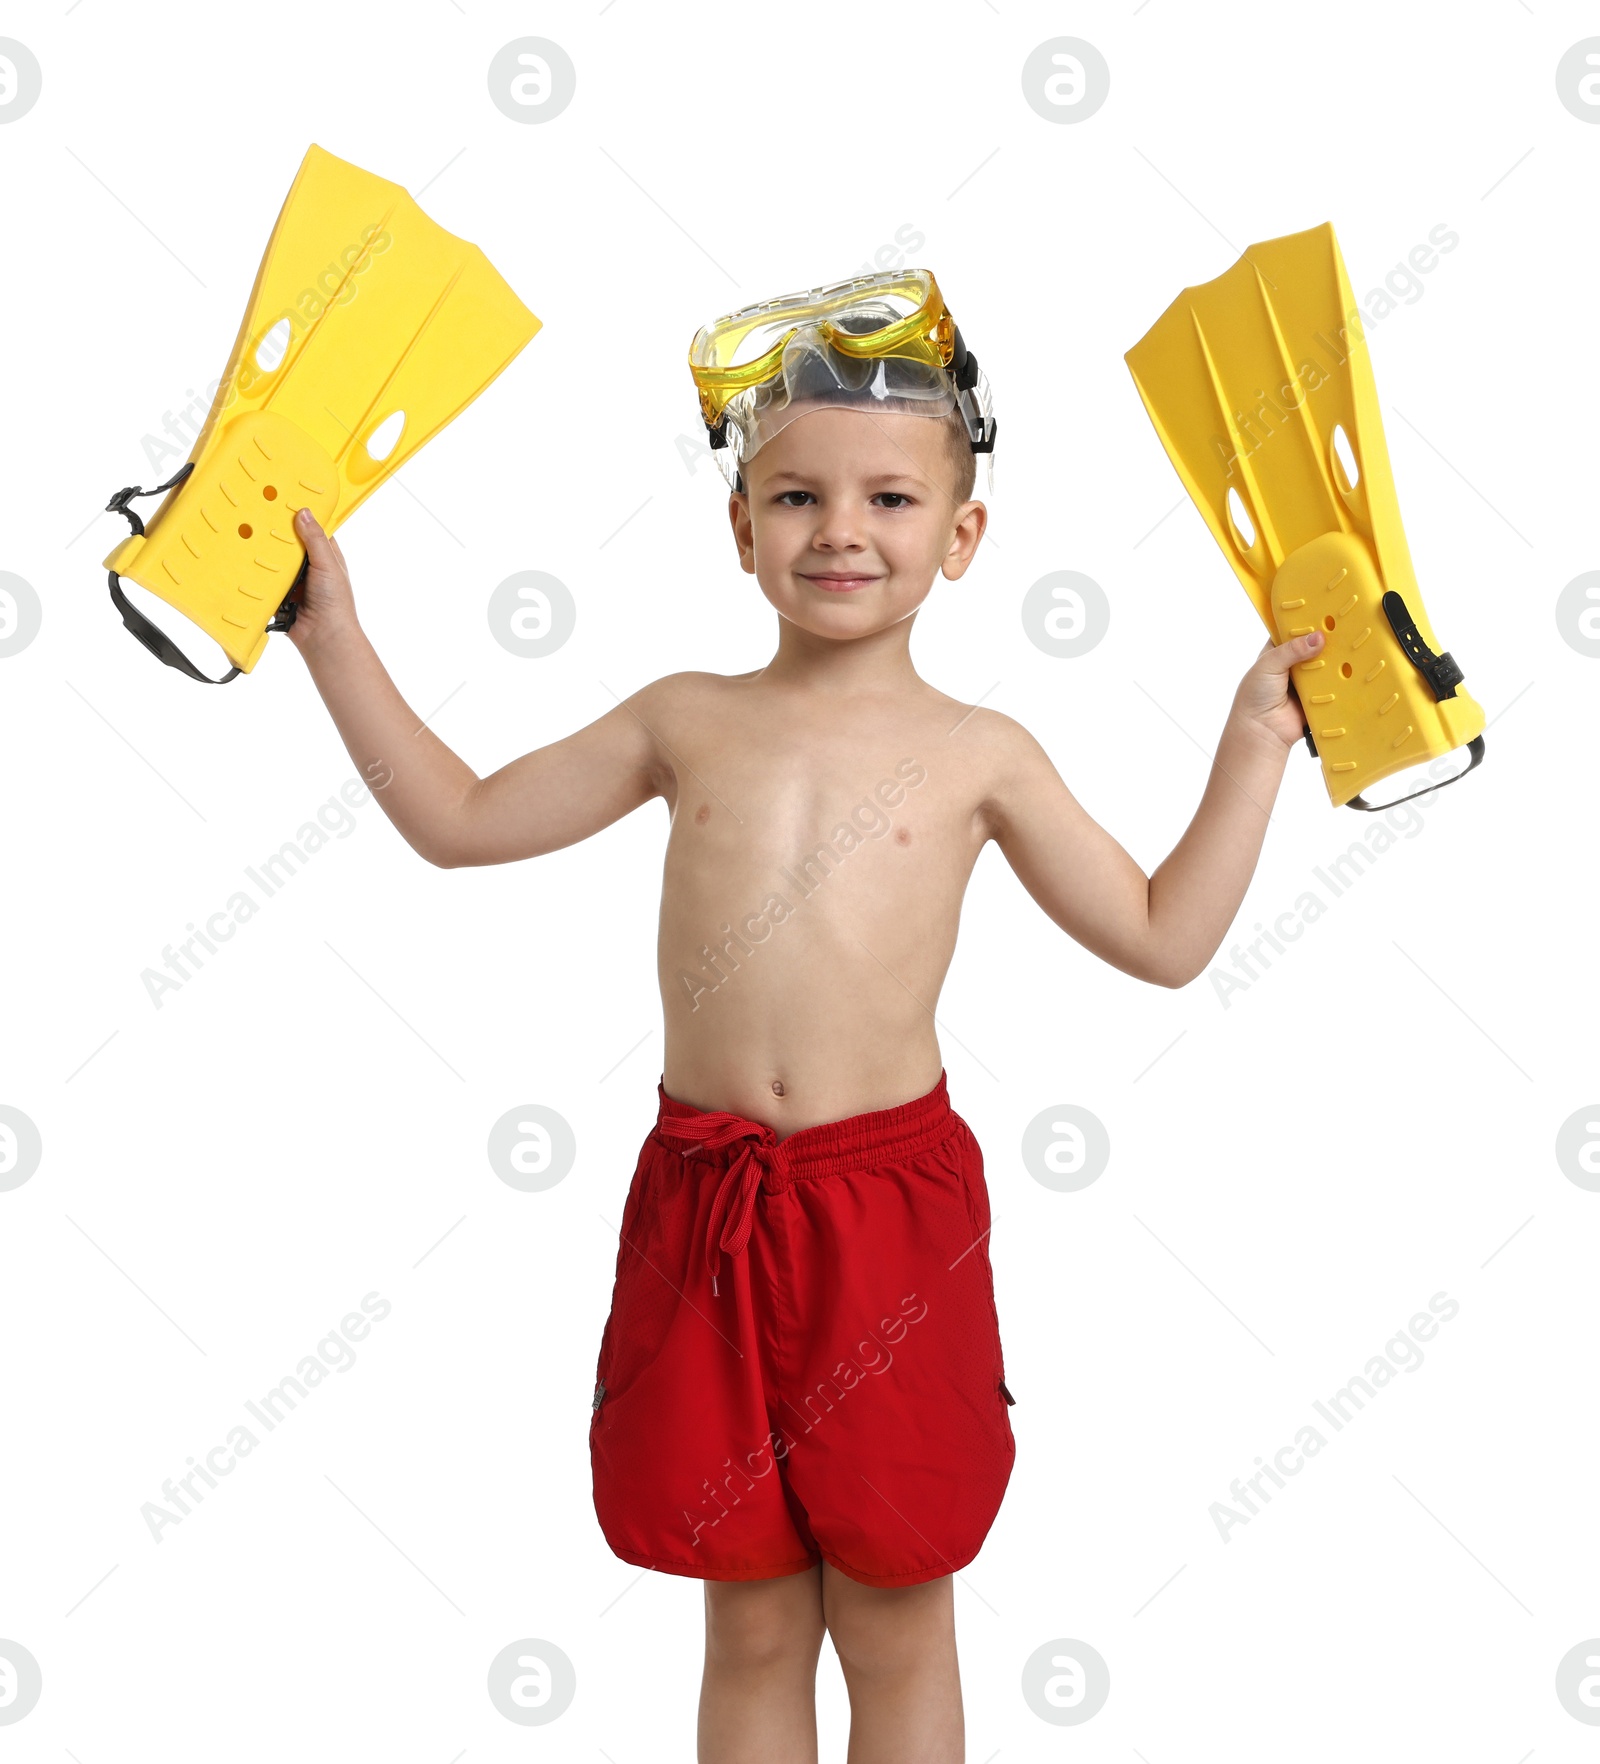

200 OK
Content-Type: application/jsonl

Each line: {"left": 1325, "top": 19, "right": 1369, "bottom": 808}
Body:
{"left": 417, "top": 835, "right": 469, "bottom": 869}
{"left": 418, "top": 798, "right": 490, "bottom": 867}
{"left": 1145, "top": 947, "right": 1199, "bottom": 989}
{"left": 418, "top": 834, "right": 541, "bottom": 868}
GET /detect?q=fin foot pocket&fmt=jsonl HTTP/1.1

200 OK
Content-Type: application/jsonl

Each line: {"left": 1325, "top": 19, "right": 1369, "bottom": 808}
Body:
{"left": 102, "top": 412, "right": 339, "bottom": 678}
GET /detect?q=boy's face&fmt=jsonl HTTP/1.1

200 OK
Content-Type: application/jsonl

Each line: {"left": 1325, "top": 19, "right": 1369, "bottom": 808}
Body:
{"left": 728, "top": 404, "right": 986, "bottom": 640}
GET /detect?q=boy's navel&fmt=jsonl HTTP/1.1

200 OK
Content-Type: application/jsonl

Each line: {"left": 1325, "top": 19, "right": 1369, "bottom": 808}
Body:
{"left": 771, "top": 1079, "right": 786, "bottom": 1098}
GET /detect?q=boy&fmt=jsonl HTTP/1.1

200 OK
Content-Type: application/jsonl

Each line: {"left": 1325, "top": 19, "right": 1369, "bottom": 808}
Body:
{"left": 287, "top": 268, "right": 1321, "bottom": 1762}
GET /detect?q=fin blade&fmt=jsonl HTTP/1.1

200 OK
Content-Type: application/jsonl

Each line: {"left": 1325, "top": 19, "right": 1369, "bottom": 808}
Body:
{"left": 1126, "top": 301, "right": 1280, "bottom": 624}
{"left": 176, "top": 144, "right": 539, "bottom": 532}
{"left": 108, "top": 144, "right": 540, "bottom": 672}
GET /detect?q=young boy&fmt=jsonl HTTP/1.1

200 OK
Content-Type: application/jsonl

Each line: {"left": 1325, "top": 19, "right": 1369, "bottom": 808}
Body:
{"left": 287, "top": 268, "right": 1322, "bottom": 1762}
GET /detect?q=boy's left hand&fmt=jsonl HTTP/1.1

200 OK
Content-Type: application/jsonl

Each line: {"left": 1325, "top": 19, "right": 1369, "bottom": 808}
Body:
{"left": 1231, "top": 629, "right": 1326, "bottom": 750}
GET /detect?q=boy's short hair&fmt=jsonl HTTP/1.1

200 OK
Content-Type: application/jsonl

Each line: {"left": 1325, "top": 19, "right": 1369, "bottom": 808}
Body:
{"left": 938, "top": 407, "right": 978, "bottom": 505}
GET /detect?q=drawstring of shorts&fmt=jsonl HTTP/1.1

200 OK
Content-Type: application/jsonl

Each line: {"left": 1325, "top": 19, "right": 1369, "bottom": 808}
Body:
{"left": 656, "top": 1113, "right": 782, "bottom": 1295}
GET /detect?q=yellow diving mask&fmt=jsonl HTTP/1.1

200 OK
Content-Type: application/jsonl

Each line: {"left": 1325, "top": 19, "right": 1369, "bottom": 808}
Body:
{"left": 688, "top": 268, "right": 996, "bottom": 492}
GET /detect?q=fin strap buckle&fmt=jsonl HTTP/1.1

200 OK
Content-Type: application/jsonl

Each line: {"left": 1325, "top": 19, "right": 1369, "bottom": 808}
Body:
{"left": 105, "top": 462, "right": 194, "bottom": 537}
{"left": 1381, "top": 590, "right": 1465, "bottom": 700}
{"left": 1300, "top": 596, "right": 1484, "bottom": 807}
{"left": 266, "top": 557, "right": 308, "bottom": 634}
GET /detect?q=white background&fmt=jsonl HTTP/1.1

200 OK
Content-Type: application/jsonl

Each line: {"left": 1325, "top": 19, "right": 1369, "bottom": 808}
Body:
{"left": 1, "top": 0, "right": 1593, "bottom": 1757}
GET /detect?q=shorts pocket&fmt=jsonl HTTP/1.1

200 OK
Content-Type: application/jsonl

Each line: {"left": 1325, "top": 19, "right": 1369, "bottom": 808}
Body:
{"left": 593, "top": 1141, "right": 693, "bottom": 1415}
{"left": 591, "top": 1147, "right": 658, "bottom": 1414}
{"left": 951, "top": 1123, "right": 1008, "bottom": 1390}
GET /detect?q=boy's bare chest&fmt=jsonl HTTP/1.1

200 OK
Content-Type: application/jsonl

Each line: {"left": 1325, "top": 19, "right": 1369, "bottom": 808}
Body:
{"left": 661, "top": 713, "right": 987, "bottom": 882}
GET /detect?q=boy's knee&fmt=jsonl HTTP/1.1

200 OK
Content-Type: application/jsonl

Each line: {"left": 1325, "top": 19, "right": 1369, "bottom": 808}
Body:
{"left": 825, "top": 1578, "right": 955, "bottom": 1677}
{"left": 704, "top": 1580, "right": 823, "bottom": 1671}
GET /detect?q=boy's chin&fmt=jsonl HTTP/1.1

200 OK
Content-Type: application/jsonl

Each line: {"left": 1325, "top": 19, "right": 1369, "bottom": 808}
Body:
{"left": 764, "top": 586, "right": 931, "bottom": 635}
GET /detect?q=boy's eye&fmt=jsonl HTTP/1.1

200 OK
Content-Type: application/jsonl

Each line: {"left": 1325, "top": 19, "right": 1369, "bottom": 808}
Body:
{"left": 771, "top": 490, "right": 915, "bottom": 509}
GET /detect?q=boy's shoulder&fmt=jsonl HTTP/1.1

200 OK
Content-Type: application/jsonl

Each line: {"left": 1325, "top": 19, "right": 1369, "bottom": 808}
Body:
{"left": 623, "top": 668, "right": 761, "bottom": 712}
{"left": 609, "top": 671, "right": 757, "bottom": 769}
{"left": 930, "top": 698, "right": 1068, "bottom": 843}
{"left": 933, "top": 696, "right": 1050, "bottom": 766}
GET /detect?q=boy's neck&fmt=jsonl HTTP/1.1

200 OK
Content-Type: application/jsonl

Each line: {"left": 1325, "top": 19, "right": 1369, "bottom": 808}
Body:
{"left": 760, "top": 610, "right": 924, "bottom": 695}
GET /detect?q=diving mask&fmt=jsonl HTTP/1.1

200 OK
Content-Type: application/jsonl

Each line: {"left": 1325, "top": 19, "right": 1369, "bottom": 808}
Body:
{"left": 688, "top": 269, "right": 996, "bottom": 493}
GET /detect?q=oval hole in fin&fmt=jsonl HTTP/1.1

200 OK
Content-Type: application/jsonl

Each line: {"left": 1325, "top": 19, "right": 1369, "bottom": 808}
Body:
{"left": 365, "top": 410, "right": 406, "bottom": 462}
{"left": 254, "top": 317, "right": 292, "bottom": 375}
{"left": 1226, "top": 486, "right": 1257, "bottom": 553}
{"left": 1331, "top": 423, "right": 1361, "bottom": 493}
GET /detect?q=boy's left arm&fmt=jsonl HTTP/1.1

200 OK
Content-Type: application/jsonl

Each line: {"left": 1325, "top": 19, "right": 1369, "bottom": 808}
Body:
{"left": 977, "top": 630, "right": 1324, "bottom": 988}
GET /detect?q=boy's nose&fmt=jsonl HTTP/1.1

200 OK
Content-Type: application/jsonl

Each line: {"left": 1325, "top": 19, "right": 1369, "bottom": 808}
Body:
{"left": 812, "top": 515, "right": 866, "bottom": 550}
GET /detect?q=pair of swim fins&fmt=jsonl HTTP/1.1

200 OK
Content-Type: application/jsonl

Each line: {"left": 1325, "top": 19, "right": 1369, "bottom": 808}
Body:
{"left": 1125, "top": 223, "right": 1485, "bottom": 810}
{"left": 103, "top": 144, "right": 541, "bottom": 681}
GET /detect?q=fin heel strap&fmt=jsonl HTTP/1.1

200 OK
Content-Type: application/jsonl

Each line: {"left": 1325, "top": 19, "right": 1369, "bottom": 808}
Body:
{"left": 105, "top": 571, "right": 241, "bottom": 685}
{"left": 1345, "top": 733, "right": 1485, "bottom": 812}
{"left": 102, "top": 466, "right": 303, "bottom": 684}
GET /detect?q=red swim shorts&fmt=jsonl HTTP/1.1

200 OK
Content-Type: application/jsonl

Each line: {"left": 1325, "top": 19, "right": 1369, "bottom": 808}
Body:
{"left": 589, "top": 1068, "right": 1016, "bottom": 1588}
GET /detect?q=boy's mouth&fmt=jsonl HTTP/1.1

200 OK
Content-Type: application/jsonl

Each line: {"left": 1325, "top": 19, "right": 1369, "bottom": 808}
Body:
{"left": 801, "top": 571, "right": 881, "bottom": 592}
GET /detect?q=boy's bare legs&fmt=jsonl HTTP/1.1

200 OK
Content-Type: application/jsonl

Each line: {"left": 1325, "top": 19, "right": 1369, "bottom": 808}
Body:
{"left": 699, "top": 1565, "right": 826, "bottom": 1763}
{"left": 823, "top": 1562, "right": 963, "bottom": 1762}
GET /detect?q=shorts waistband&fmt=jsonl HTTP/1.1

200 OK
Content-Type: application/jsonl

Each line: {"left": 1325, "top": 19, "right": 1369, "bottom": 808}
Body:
{"left": 654, "top": 1070, "right": 958, "bottom": 1295}
{"left": 653, "top": 1067, "right": 956, "bottom": 1184}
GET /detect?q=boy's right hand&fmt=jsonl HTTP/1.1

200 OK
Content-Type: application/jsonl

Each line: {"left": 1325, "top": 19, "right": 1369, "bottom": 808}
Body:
{"left": 287, "top": 506, "right": 361, "bottom": 659}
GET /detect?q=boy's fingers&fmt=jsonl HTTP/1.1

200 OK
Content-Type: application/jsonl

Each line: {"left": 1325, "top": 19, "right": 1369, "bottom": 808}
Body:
{"left": 295, "top": 505, "right": 342, "bottom": 574}
{"left": 1263, "top": 630, "right": 1322, "bottom": 673}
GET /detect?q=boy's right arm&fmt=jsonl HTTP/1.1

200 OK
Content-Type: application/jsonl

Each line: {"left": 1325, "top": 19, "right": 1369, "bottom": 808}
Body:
{"left": 291, "top": 509, "right": 666, "bottom": 869}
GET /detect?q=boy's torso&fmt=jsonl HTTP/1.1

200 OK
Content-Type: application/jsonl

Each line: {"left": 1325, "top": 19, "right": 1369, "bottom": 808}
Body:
{"left": 642, "top": 669, "right": 1010, "bottom": 1136}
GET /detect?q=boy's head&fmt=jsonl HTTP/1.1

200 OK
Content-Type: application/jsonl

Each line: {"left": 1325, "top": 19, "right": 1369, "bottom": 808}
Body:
{"left": 725, "top": 398, "right": 987, "bottom": 639}
{"left": 689, "top": 269, "right": 995, "bottom": 637}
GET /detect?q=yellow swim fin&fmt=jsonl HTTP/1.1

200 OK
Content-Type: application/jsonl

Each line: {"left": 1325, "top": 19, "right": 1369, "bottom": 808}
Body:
{"left": 103, "top": 144, "right": 541, "bottom": 681}
{"left": 1125, "top": 222, "right": 1485, "bottom": 810}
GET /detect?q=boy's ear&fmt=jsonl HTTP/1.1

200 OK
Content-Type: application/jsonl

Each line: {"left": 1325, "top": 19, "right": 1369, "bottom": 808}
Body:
{"left": 728, "top": 491, "right": 757, "bottom": 574}
{"left": 940, "top": 499, "right": 988, "bottom": 582}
